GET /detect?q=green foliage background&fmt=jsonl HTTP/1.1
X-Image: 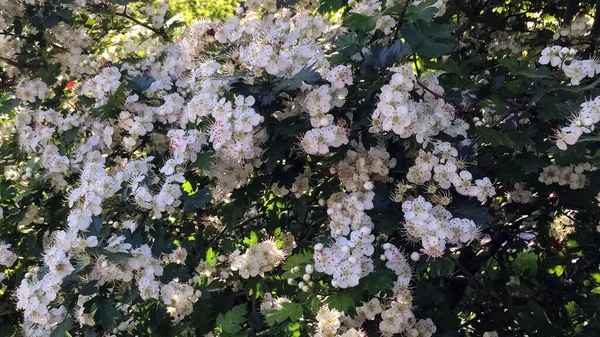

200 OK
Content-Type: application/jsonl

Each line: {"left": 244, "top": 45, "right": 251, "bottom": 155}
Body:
{"left": 170, "top": 0, "right": 237, "bottom": 22}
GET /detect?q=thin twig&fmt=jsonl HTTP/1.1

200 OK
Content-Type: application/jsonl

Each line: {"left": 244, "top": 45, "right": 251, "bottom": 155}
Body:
{"left": 0, "top": 56, "right": 21, "bottom": 69}
{"left": 416, "top": 80, "right": 445, "bottom": 100}
{"left": 116, "top": 7, "right": 169, "bottom": 40}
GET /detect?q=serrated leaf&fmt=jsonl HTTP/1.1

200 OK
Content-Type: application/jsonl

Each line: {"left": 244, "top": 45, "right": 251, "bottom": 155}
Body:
{"left": 87, "top": 247, "right": 133, "bottom": 262}
{"left": 365, "top": 40, "right": 412, "bottom": 68}
{"left": 282, "top": 251, "right": 313, "bottom": 279}
{"left": 273, "top": 67, "right": 321, "bottom": 91}
{"left": 334, "top": 32, "right": 363, "bottom": 57}
{"left": 195, "top": 151, "right": 215, "bottom": 171}
{"left": 318, "top": 0, "right": 343, "bottom": 13}
{"left": 90, "top": 83, "right": 125, "bottom": 121}
{"left": 513, "top": 252, "right": 538, "bottom": 277}
{"left": 38, "top": 63, "right": 62, "bottom": 85}
{"left": 182, "top": 188, "right": 212, "bottom": 213}
{"left": 477, "top": 126, "right": 515, "bottom": 147}
{"left": 85, "top": 297, "right": 121, "bottom": 332}
{"left": 428, "top": 257, "right": 455, "bottom": 277}
{"left": 125, "top": 75, "right": 154, "bottom": 93}
{"left": 50, "top": 316, "right": 73, "bottom": 337}
{"left": 266, "top": 302, "right": 303, "bottom": 324}
{"left": 275, "top": 116, "right": 311, "bottom": 137}
{"left": 400, "top": 21, "right": 457, "bottom": 58}
{"left": 354, "top": 270, "right": 395, "bottom": 295}
{"left": 326, "top": 292, "right": 355, "bottom": 313}
{"left": 344, "top": 13, "right": 377, "bottom": 33}
{"left": 217, "top": 304, "right": 248, "bottom": 334}
{"left": 0, "top": 98, "right": 21, "bottom": 115}
{"left": 372, "top": 208, "right": 402, "bottom": 235}
{"left": 451, "top": 202, "right": 494, "bottom": 228}
{"left": 404, "top": 0, "right": 439, "bottom": 22}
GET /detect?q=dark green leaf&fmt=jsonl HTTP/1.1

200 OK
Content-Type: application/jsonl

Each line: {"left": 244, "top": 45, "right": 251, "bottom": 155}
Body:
{"left": 265, "top": 302, "right": 303, "bottom": 324}
{"left": 477, "top": 126, "right": 515, "bottom": 147}
{"left": 326, "top": 291, "right": 354, "bottom": 313}
{"left": 273, "top": 67, "right": 321, "bottom": 91}
{"left": 217, "top": 304, "right": 248, "bottom": 334}
{"left": 50, "top": 316, "right": 73, "bottom": 337}
{"left": 38, "top": 63, "right": 62, "bottom": 85}
{"left": 343, "top": 13, "right": 377, "bottom": 33}
{"left": 195, "top": 151, "right": 215, "bottom": 171}
{"left": 182, "top": 188, "right": 212, "bottom": 213}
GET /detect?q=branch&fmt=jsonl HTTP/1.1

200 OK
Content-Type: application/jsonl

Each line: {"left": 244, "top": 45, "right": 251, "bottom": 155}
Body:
{"left": 0, "top": 56, "right": 21, "bottom": 69}
{"left": 416, "top": 80, "right": 445, "bottom": 100}
{"left": 115, "top": 7, "right": 169, "bottom": 40}
{"left": 208, "top": 214, "right": 264, "bottom": 248}
{"left": 563, "top": 0, "right": 579, "bottom": 26}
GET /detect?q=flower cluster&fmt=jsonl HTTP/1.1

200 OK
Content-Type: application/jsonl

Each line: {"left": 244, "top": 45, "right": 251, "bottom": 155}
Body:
{"left": 369, "top": 67, "right": 468, "bottom": 143}
{"left": 549, "top": 213, "right": 576, "bottom": 242}
{"left": 314, "top": 192, "right": 375, "bottom": 288}
{"left": 229, "top": 239, "right": 287, "bottom": 279}
{"left": 539, "top": 46, "right": 600, "bottom": 85}
{"left": 0, "top": 242, "right": 17, "bottom": 267}
{"left": 161, "top": 280, "right": 202, "bottom": 323}
{"left": 552, "top": 96, "right": 600, "bottom": 150}
{"left": 332, "top": 143, "right": 396, "bottom": 191}
{"left": 401, "top": 196, "right": 480, "bottom": 256}
{"left": 300, "top": 68, "right": 354, "bottom": 155}
{"left": 538, "top": 163, "right": 593, "bottom": 189}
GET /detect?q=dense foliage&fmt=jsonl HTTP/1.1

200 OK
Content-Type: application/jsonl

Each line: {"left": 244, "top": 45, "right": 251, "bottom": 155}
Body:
{"left": 0, "top": 0, "right": 599, "bottom": 337}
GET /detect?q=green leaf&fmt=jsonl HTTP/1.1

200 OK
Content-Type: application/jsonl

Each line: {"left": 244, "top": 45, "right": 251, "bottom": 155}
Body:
{"left": 499, "top": 59, "right": 552, "bottom": 79}
{"left": 50, "top": 316, "right": 73, "bottom": 337}
{"left": 86, "top": 247, "right": 133, "bottom": 262}
{"left": 334, "top": 32, "right": 363, "bottom": 57}
{"left": 354, "top": 270, "right": 395, "bottom": 295}
{"left": 281, "top": 251, "right": 313, "bottom": 279}
{"left": 243, "top": 231, "right": 259, "bottom": 246}
{"left": 195, "top": 151, "right": 215, "bottom": 171}
{"left": 90, "top": 82, "right": 125, "bottom": 121}
{"left": 275, "top": 116, "right": 311, "bottom": 138}
{"left": 326, "top": 291, "right": 354, "bottom": 313}
{"left": 404, "top": 0, "right": 439, "bottom": 22}
{"left": 0, "top": 98, "right": 21, "bottom": 115}
{"left": 372, "top": 208, "right": 402, "bottom": 235}
{"left": 400, "top": 21, "right": 457, "bottom": 58}
{"left": 451, "top": 202, "right": 494, "bottom": 228}
{"left": 428, "top": 257, "right": 455, "bottom": 277}
{"left": 477, "top": 126, "right": 515, "bottom": 147}
{"left": 265, "top": 302, "right": 303, "bottom": 324}
{"left": 182, "top": 187, "right": 212, "bottom": 213}
{"left": 518, "top": 303, "right": 553, "bottom": 333}
{"left": 85, "top": 297, "right": 121, "bottom": 332}
{"left": 216, "top": 304, "right": 248, "bottom": 334}
{"left": 273, "top": 66, "right": 321, "bottom": 91}
{"left": 318, "top": 0, "right": 343, "bottom": 13}
{"left": 513, "top": 252, "right": 538, "bottom": 277}
{"left": 125, "top": 75, "right": 154, "bottom": 93}
{"left": 343, "top": 13, "right": 377, "bottom": 33}
{"left": 365, "top": 40, "right": 412, "bottom": 68}
{"left": 38, "top": 63, "right": 62, "bottom": 85}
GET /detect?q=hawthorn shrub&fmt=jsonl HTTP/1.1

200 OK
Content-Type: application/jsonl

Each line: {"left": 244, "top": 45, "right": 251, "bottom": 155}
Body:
{"left": 0, "top": 0, "right": 599, "bottom": 337}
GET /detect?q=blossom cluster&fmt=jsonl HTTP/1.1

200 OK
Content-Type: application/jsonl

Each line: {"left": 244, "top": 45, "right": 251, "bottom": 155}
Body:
{"left": 314, "top": 191, "right": 376, "bottom": 288}
{"left": 369, "top": 67, "right": 469, "bottom": 143}
{"left": 539, "top": 46, "right": 600, "bottom": 85}
{"left": 552, "top": 96, "right": 600, "bottom": 150}
{"left": 538, "top": 163, "right": 593, "bottom": 189}
{"left": 229, "top": 239, "right": 287, "bottom": 279}
{"left": 401, "top": 196, "right": 480, "bottom": 256}
{"left": 0, "top": 0, "right": 505, "bottom": 336}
